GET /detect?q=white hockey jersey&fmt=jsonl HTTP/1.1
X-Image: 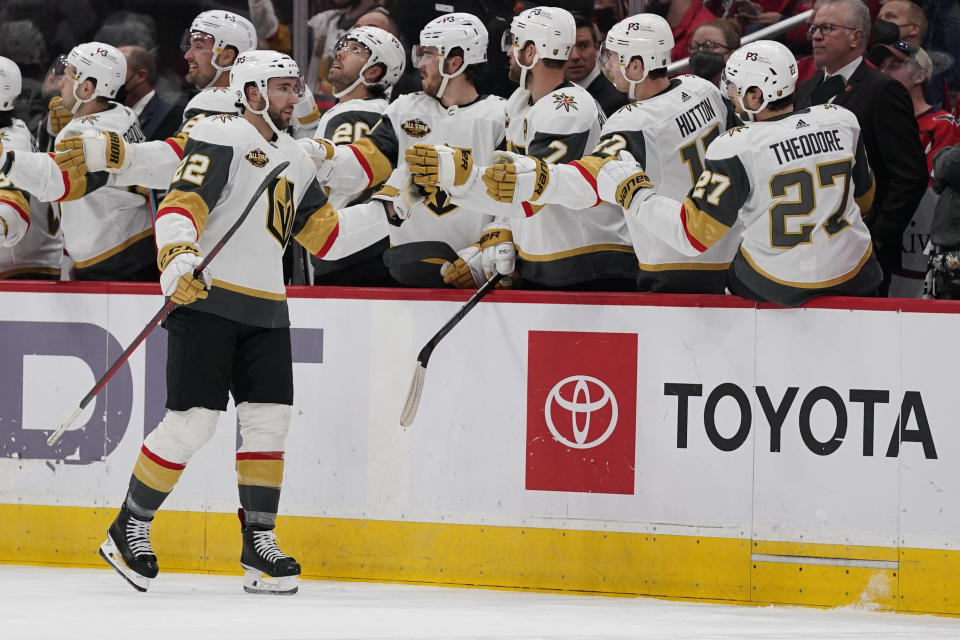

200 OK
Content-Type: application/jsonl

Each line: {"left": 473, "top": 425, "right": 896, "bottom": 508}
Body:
{"left": 318, "top": 97, "right": 388, "bottom": 208}
{"left": 451, "top": 82, "right": 636, "bottom": 287}
{"left": 565, "top": 76, "right": 739, "bottom": 292}
{"left": 639, "top": 104, "right": 882, "bottom": 306}
{"left": 4, "top": 103, "right": 154, "bottom": 279}
{"left": 0, "top": 118, "right": 62, "bottom": 279}
{"left": 325, "top": 92, "right": 506, "bottom": 285}
{"left": 155, "top": 114, "right": 387, "bottom": 327}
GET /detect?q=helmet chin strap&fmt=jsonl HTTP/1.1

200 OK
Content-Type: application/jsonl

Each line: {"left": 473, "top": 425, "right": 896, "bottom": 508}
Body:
{"left": 201, "top": 52, "right": 231, "bottom": 90}
{"left": 435, "top": 57, "right": 468, "bottom": 100}
{"left": 245, "top": 91, "right": 284, "bottom": 138}
{"left": 70, "top": 81, "right": 93, "bottom": 114}
{"left": 333, "top": 75, "right": 363, "bottom": 99}
{"left": 517, "top": 52, "right": 539, "bottom": 90}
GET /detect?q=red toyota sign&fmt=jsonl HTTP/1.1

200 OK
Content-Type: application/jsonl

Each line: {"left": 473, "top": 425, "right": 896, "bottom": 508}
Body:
{"left": 526, "top": 331, "right": 638, "bottom": 494}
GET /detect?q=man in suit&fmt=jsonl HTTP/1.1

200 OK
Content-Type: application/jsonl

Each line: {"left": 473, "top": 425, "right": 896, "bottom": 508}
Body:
{"left": 565, "top": 12, "right": 629, "bottom": 117}
{"left": 119, "top": 45, "right": 183, "bottom": 141}
{"left": 796, "top": 0, "right": 927, "bottom": 295}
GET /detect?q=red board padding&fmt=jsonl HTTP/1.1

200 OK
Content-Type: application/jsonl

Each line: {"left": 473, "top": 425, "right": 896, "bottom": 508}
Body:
{"left": 2, "top": 280, "right": 960, "bottom": 314}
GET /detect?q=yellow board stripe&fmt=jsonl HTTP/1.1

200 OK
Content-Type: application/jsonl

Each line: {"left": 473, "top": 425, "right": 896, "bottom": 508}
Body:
{"left": 4, "top": 503, "right": 960, "bottom": 616}
{"left": 236, "top": 459, "right": 284, "bottom": 488}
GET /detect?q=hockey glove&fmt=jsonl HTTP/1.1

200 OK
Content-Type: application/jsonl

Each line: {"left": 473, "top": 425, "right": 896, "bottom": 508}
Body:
{"left": 47, "top": 96, "right": 73, "bottom": 135}
{"left": 481, "top": 151, "right": 551, "bottom": 205}
{"left": 0, "top": 202, "right": 29, "bottom": 247}
{"left": 55, "top": 130, "right": 130, "bottom": 174}
{"left": 597, "top": 157, "right": 654, "bottom": 212}
{"left": 441, "top": 245, "right": 486, "bottom": 288}
{"left": 479, "top": 222, "right": 518, "bottom": 288}
{"left": 405, "top": 144, "right": 475, "bottom": 190}
{"left": 158, "top": 245, "right": 212, "bottom": 306}
{"left": 298, "top": 137, "right": 336, "bottom": 183}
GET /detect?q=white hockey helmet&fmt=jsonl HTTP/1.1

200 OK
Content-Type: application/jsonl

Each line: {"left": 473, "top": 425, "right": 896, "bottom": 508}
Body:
{"left": 414, "top": 12, "right": 488, "bottom": 99}
{"left": 231, "top": 49, "right": 304, "bottom": 137}
{"left": 722, "top": 40, "right": 798, "bottom": 120}
{"left": 0, "top": 57, "right": 22, "bottom": 111}
{"left": 183, "top": 10, "right": 258, "bottom": 89}
{"left": 332, "top": 26, "right": 406, "bottom": 99}
{"left": 503, "top": 6, "right": 576, "bottom": 87}
{"left": 65, "top": 42, "right": 126, "bottom": 114}
{"left": 599, "top": 15, "right": 674, "bottom": 99}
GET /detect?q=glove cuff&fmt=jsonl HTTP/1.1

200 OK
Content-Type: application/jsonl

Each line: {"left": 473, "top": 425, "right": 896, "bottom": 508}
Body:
{"left": 479, "top": 227, "right": 512, "bottom": 249}
{"left": 158, "top": 242, "right": 201, "bottom": 272}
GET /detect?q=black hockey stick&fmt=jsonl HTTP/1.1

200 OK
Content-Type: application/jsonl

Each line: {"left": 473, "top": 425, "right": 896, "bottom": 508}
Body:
{"left": 400, "top": 272, "right": 503, "bottom": 427}
{"left": 47, "top": 160, "right": 291, "bottom": 446}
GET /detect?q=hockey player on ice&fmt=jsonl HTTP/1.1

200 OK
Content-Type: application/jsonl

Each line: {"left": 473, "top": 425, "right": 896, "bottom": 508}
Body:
{"left": 0, "top": 56, "right": 63, "bottom": 280}
{"left": 406, "top": 6, "right": 638, "bottom": 290}
{"left": 481, "top": 14, "right": 742, "bottom": 294}
{"left": 98, "top": 49, "right": 397, "bottom": 595}
{"left": 598, "top": 41, "right": 882, "bottom": 306}
{"left": 308, "top": 12, "right": 510, "bottom": 288}
{"left": 0, "top": 43, "right": 156, "bottom": 281}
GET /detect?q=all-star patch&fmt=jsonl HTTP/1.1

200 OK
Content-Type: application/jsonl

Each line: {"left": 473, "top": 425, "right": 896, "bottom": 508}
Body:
{"left": 553, "top": 93, "right": 578, "bottom": 112}
{"left": 246, "top": 148, "right": 269, "bottom": 168}
{"left": 401, "top": 118, "right": 431, "bottom": 138}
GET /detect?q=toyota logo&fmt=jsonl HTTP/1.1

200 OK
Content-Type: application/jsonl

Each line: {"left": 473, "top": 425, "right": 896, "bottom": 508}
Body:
{"left": 544, "top": 375, "right": 618, "bottom": 449}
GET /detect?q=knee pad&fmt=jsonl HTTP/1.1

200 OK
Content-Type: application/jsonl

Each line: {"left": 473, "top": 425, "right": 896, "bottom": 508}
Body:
{"left": 237, "top": 402, "right": 291, "bottom": 453}
{"left": 143, "top": 407, "right": 219, "bottom": 465}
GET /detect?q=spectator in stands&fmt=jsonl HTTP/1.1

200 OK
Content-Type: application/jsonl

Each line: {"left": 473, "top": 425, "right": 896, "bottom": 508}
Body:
{"left": 118, "top": 46, "right": 182, "bottom": 142}
{"left": 796, "top": 0, "right": 928, "bottom": 295}
{"left": 565, "top": 12, "right": 628, "bottom": 117}
{"left": 925, "top": 145, "right": 960, "bottom": 298}
{"left": 873, "top": 41, "right": 958, "bottom": 296}
{"left": 687, "top": 19, "right": 741, "bottom": 86}
{"left": 877, "top": 0, "right": 926, "bottom": 44}
{"left": 644, "top": 0, "right": 717, "bottom": 62}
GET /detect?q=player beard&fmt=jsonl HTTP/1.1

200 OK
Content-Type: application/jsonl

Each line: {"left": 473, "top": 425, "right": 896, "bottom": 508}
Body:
{"left": 186, "top": 65, "right": 216, "bottom": 89}
{"left": 268, "top": 106, "right": 291, "bottom": 131}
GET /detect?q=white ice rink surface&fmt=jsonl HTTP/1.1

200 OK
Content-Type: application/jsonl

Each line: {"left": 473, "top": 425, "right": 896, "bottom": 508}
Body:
{"left": 3, "top": 565, "right": 960, "bottom": 640}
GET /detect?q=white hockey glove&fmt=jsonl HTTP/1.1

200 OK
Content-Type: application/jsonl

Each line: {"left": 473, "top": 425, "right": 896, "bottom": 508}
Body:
{"left": 299, "top": 137, "right": 336, "bottom": 183}
{"left": 596, "top": 156, "right": 654, "bottom": 212}
{"left": 479, "top": 222, "right": 518, "bottom": 288}
{"left": 441, "top": 244, "right": 486, "bottom": 289}
{"left": 441, "top": 222, "right": 517, "bottom": 289}
{"left": 405, "top": 144, "right": 476, "bottom": 192}
{"left": 481, "top": 151, "right": 552, "bottom": 205}
{"left": 55, "top": 130, "right": 131, "bottom": 175}
{"left": 0, "top": 202, "right": 28, "bottom": 247}
{"left": 158, "top": 245, "right": 212, "bottom": 306}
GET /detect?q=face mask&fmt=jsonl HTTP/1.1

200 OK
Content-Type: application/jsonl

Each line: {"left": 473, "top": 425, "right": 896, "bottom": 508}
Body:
{"left": 646, "top": 0, "right": 671, "bottom": 18}
{"left": 689, "top": 51, "right": 726, "bottom": 80}
{"left": 872, "top": 18, "right": 901, "bottom": 46}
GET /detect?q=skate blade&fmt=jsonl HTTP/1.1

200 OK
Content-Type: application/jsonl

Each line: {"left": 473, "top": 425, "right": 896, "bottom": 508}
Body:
{"left": 241, "top": 566, "right": 298, "bottom": 595}
{"left": 99, "top": 537, "right": 151, "bottom": 593}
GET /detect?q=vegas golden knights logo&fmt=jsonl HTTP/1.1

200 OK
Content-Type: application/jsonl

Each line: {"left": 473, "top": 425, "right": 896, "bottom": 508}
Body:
{"left": 424, "top": 187, "right": 458, "bottom": 216}
{"left": 266, "top": 176, "right": 296, "bottom": 247}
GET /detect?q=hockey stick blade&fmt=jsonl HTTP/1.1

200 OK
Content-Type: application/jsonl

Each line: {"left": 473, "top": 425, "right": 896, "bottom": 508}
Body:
{"left": 399, "top": 363, "right": 426, "bottom": 427}
{"left": 47, "top": 160, "right": 291, "bottom": 447}
{"left": 399, "top": 273, "right": 502, "bottom": 427}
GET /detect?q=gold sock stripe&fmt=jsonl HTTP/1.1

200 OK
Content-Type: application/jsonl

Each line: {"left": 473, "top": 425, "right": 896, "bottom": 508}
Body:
{"left": 132, "top": 451, "right": 185, "bottom": 494}
{"left": 236, "top": 459, "right": 284, "bottom": 488}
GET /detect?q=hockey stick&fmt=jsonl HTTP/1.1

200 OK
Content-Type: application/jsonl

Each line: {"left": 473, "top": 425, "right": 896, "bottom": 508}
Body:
{"left": 400, "top": 272, "right": 503, "bottom": 427}
{"left": 47, "top": 160, "right": 291, "bottom": 447}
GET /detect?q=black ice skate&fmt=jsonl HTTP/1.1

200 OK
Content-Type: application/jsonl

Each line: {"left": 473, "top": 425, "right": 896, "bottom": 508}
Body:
{"left": 239, "top": 509, "right": 300, "bottom": 595}
{"left": 99, "top": 504, "right": 159, "bottom": 592}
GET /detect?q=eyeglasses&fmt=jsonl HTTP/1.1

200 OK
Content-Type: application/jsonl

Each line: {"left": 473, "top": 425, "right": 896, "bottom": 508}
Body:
{"left": 807, "top": 23, "right": 859, "bottom": 37}
{"left": 688, "top": 40, "right": 730, "bottom": 53}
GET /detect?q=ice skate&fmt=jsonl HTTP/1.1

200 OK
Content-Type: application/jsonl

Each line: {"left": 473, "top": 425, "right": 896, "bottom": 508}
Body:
{"left": 239, "top": 509, "right": 300, "bottom": 595}
{"left": 99, "top": 504, "right": 159, "bottom": 592}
